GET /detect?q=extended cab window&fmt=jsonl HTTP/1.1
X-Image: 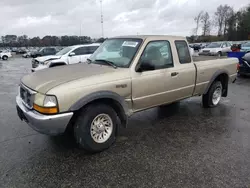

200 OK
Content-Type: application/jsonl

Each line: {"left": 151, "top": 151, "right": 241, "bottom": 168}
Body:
{"left": 175, "top": 41, "right": 191, "bottom": 64}
{"left": 73, "top": 47, "right": 88, "bottom": 55}
{"left": 139, "top": 41, "right": 173, "bottom": 70}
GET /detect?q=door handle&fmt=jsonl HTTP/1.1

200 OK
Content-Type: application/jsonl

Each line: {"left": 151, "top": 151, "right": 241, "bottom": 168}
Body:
{"left": 171, "top": 72, "right": 179, "bottom": 77}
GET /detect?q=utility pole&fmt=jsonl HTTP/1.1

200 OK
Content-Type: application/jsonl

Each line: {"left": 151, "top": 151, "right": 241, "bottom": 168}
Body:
{"left": 100, "top": 0, "right": 104, "bottom": 38}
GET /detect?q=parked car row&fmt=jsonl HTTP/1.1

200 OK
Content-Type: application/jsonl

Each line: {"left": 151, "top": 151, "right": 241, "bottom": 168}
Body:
{"left": 198, "top": 41, "right": 232, "bottom": 57}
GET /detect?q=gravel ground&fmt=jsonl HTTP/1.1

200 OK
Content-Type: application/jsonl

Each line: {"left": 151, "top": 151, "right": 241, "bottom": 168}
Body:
{"left": 0, "top": 56, "right": 250, "bottom": 188}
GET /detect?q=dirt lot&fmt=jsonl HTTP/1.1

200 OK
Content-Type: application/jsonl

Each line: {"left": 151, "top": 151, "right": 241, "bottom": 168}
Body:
{"left": 0, "top": 56, "right": 250, "bottom": 188}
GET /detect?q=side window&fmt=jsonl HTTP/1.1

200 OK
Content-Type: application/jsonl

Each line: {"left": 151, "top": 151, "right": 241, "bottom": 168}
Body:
{"left": 175, "top": 41, "right": 191, "bottom": 64}
{"left": 48, "top": 48, "right": 55, "bottom": 53}
{"left": 73, "top": 47, "right": 88, "bottom": 55}
{"left": 139, "top": 41, "right": 173, "bottom": 70}
{"left": 88, "top": 46, "right": 99, "bottom": 54}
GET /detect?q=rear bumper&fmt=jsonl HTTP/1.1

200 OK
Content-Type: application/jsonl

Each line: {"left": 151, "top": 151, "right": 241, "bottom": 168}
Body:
{"left": 16, "top": 95, "right": 73, "bottom": 135}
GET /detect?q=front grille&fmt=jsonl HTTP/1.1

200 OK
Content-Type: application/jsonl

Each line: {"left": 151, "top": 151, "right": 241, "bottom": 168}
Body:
{"left": 20, "top": 85, "right": 35, "bottom": 109}
{"left": 32, "top": 59, "right": 39, "bottom": 68}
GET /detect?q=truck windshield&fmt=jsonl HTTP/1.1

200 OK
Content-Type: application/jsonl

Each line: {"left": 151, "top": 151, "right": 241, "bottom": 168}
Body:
{"left": 207, "top": 43, "right": 221, "bottom": 48}
{"left": 89, "top": 38, "right": 142, "bottom": 68}
{"left": 56, "top": 46, "right": 74, "bottom": 55}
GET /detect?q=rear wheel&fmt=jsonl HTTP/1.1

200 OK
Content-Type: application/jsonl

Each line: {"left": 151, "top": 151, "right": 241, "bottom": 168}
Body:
{"left": 73, "top": 104, "right": 118, "bottom": 153}
{"left": 202, "top": 81, "right": 222, "bottom": 108}
{"left": 2, "top": 55, "right": 8, "bottom": 60}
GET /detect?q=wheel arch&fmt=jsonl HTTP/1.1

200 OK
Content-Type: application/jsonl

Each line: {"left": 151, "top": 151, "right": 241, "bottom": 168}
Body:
{"left": 69, "top": 91, "right": 129, "bottom": 128}
{"left": 204, "top": 70, "right": 229, "bottom": 97}
{"left": 2, "top": 55, "right": 8, "bottom": 60}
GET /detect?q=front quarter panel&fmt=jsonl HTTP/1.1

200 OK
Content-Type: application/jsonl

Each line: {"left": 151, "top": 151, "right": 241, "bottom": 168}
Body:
{"left": 46, "top": 71, "right": 132, "bottom": 113}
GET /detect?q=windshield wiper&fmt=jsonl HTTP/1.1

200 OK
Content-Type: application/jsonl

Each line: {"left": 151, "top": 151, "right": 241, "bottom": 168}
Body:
{"left": 94, "top": 59, "right": 117, "bottom": 69}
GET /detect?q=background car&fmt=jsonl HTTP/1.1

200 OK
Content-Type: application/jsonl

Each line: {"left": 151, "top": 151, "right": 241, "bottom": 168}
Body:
{"left": 192, "top": 43, "right": 202, "bottom": 51}
{"left": 199, "top": 42, "right": 231, "bottom": 56}
{"left": 241, "top": 42, "right": 250, "bottom": 52}
{"left": 22, "top": 50, "right": 36, "bottom": 58}
{"left": 239, "top": 52, "right": 250, "bottom": 76}
{"left": 0, "top": 50, "right": 12, "bottom": 60}
{"left": 30, "top": 47, "right": 57, "bottom": 58}
{"left": 31, "top": 43, "right": 100, "bottom": 71}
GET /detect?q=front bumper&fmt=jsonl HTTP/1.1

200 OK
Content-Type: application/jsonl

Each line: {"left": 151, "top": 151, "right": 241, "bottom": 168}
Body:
{"left": 16, "top": 95, "right": 73, "bottom": 135}
{"left": 31, "top": 65, "right": 48, "bottom": 72}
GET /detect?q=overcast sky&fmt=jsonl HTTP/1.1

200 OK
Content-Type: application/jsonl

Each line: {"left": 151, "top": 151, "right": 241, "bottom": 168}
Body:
{"left": 0, "top": 0, "right": 249, "bottom": 38}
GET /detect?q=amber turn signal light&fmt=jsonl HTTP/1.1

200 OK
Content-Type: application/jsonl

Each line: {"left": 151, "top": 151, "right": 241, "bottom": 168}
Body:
{"left": 33, "top": 104, "right": 58, "bottom": 114}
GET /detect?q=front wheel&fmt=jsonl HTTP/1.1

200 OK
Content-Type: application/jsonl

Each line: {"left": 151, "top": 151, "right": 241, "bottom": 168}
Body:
{"left": 73, "top": 104, "right": 118, "bottom": 153}
{"left": 217, "top": 51, "right": 222, "bottom": 57}
{"left": 2, "top": 56, "right": 8, "bottom": 60}
{"left": 202, "top": 81, "right": 222, "bottom": 108}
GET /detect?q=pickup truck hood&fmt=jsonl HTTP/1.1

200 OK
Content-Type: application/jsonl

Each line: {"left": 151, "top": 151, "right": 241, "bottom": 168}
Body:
{"left": 35, "top": 55, "right": 61, "bottom": 62}
{"left": 21, "top": 63, "right": 129, "bottom": 93}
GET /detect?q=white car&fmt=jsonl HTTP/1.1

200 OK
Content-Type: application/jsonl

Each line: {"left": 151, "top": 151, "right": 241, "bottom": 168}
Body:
{"left": 0, "top": 51, "right": 12, "bottom": 60}
{"left": 199, "top": 42, "right": 231, "bottom": 56}
{"left": 189, "top": 47, "right": 194, "bottom": 56}
{"left": 31, "top": 43, "right": 100, "bottom": 72}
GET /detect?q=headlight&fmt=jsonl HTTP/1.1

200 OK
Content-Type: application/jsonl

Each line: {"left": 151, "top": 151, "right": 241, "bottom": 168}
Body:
{"left": 44, "top": 95, "right": 57, "bottom": 107}
{"left": 33, "top": 93, "right": 58, "bottom": 114}
{"left": 43, "top": 60, "right": 51, "bottom": 65}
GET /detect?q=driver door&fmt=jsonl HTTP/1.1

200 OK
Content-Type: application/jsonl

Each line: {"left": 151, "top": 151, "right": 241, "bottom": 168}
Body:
{"left": 131, "top": 40, "right": 176, "bottom": 111}
{"left": 68, "top": 47, "right": 87, "bottom": 64}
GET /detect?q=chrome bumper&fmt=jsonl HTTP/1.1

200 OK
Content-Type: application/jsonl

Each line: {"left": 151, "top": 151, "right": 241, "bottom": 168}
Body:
{"left": 16, "top": 96, "right": 73, "bottom": 135}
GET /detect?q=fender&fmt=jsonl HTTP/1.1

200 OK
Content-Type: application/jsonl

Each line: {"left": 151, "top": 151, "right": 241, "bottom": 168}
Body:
{"left": 69, "top": 91, "right": 129, "bottom": 127}
{"left": 203, "top": 69, "right": 229, "bottom": 95}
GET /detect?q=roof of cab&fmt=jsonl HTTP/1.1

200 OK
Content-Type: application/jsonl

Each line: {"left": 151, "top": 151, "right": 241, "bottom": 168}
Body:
{"left": 111, "top": 35, "right": 186, "bottom": 40}
{"left": 71, "top": 43, "right": 101, "bottom": 48}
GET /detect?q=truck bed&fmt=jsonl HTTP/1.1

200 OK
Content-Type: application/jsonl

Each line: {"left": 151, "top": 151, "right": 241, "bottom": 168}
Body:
{"left": 193, "top": 56, "right": 227, "bottom": 62}
{"left": 193, "top": 57, "right": 238, "bottom": 96}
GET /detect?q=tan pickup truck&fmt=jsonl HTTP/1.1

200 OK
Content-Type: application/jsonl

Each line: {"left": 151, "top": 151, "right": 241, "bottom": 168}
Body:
{"left": 16, "top": 35, "right": 237, "bottom": 152}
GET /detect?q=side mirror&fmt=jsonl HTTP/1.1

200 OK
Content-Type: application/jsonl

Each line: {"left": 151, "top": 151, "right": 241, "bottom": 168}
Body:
{"left": 69, "top": 52, "right": 75, "bottom": 56}
{"left": 136, "top": 61, "right": 155, "bottom": 72}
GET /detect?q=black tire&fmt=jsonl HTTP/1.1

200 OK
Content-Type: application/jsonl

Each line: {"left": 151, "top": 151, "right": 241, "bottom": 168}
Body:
{"left": 2, "top": 55, "right": 8, "bottom": 60}
{"left": 202, "top": 81, "right": 222, "bottom": 108}
{"left": 218, "top": 51, "right": 222, "bottom": 57}
{"left": 73, "top": 104, "right": 118, "bottom": 153}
